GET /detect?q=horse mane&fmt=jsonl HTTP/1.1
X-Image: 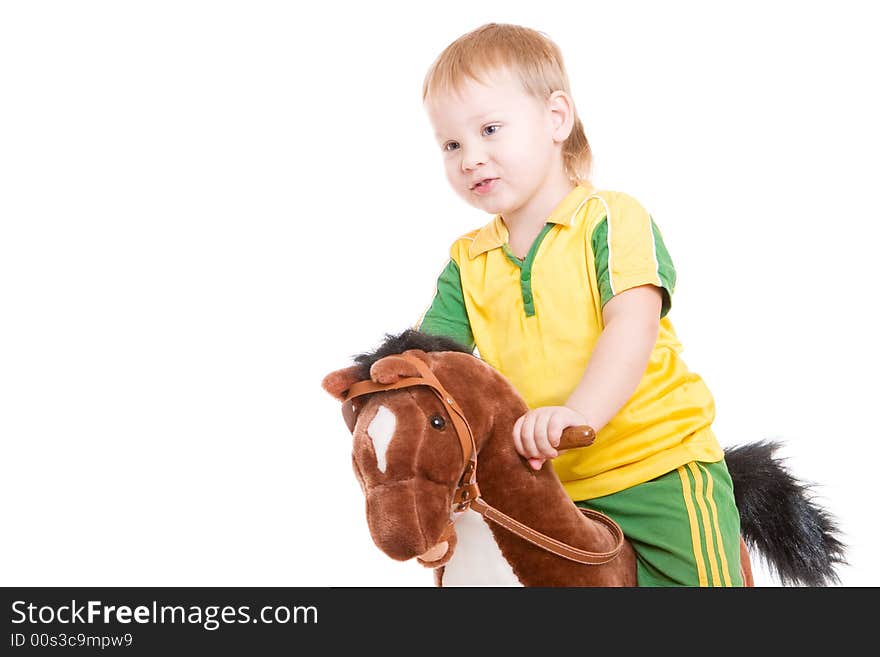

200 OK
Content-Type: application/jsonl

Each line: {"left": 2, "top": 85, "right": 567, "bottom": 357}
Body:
{"left": 352, "top": 329, "right": 473, "bottom": 380}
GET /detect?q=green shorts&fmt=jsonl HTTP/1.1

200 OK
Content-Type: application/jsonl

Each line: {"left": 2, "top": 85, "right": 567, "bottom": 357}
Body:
{"left": 575, "top": 460, "right": 744, "bottom": 587}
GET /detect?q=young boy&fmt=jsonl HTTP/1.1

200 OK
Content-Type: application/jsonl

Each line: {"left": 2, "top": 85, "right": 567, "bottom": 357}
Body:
{"left": 414, "top": 23, "right": 743, "bottom": 586}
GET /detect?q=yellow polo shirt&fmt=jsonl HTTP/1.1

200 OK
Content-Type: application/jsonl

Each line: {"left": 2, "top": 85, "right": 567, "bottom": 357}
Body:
{"left": 415, "top": 183, "right": 724, "bottom": 500}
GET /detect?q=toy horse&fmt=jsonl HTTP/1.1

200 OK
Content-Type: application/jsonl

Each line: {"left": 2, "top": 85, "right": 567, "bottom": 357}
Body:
{"left": 322, "top": 330, "right": 845, "bottom": 586}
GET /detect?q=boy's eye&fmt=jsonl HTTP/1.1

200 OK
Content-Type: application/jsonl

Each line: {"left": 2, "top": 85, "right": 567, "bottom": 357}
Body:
{"left": 442, "top": 125, "right": 500, "bottom": 153}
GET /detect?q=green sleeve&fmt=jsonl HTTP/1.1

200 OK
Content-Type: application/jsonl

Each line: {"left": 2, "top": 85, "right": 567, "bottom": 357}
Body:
{"left": 415, "top": 258, "right": 475, "bottom": 352}
{"left": 591, "top": 216, "right": 676, "bottom": 319}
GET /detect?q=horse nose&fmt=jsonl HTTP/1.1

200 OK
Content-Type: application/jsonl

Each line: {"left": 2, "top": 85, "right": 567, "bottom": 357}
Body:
{"left": 364, "top": 479, "right": 450, "bottom": 561}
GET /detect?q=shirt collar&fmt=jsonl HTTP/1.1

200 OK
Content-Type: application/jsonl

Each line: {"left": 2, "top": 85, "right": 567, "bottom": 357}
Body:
{"left": 468, "top": 183, "right": 596, "bottom": 259}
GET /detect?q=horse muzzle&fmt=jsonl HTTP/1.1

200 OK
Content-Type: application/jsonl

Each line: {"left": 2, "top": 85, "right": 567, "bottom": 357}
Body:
{"left": 363, "top": 478, "right": 454, "bottom": 563}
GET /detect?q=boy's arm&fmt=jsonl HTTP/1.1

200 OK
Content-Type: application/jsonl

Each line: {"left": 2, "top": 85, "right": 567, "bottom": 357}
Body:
{"left": 564, "top": 283, "right": 661, "bottom": 433}
{"left": 512, "top": 284, "right": 661, "bottom": 469}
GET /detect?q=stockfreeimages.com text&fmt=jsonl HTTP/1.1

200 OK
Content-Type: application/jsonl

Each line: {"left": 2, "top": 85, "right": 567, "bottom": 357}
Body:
{"left": 11, "top": 599, "right": 317, "bottom": 631}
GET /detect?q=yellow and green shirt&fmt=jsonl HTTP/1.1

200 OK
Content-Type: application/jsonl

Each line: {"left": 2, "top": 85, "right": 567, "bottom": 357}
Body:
{"left": 414, "top": 183, "right": 724, "bottom": 501}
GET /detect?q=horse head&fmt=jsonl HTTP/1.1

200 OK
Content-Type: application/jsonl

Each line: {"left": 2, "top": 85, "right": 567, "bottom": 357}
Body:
{"left": 322, "top": 338, "right": 521, "bottom": 568}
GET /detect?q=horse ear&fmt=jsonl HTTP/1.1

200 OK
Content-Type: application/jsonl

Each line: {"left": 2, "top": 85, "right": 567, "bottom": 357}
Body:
{"left": 370, "top": 354, "right": 422, "bottom": 384}
{"left": 321, "top": 365, "right": 363, "bottom": 401}
{"left": 401, "top": 348, "right": 430, "bottom": 363}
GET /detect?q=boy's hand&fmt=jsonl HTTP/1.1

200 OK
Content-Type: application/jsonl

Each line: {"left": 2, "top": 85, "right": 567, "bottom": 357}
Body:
{"left": 512, "top": 406, "right": 588, "bottom": 471}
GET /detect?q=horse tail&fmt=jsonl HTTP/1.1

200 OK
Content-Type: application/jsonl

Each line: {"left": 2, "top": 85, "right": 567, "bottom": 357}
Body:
{"left": 723, "top": 440, "right": 847, "bottom": 586}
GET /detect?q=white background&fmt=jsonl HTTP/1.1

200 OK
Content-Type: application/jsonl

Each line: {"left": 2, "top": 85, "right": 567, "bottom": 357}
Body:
{"left": 1, "top": 1, "right": 877, "bottom": 587}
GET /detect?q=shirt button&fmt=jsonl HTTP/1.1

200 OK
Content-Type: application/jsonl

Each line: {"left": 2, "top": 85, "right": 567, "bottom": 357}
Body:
{"left": 521, "top": 271, "right": 531, "bottom": 281}
{"left": 523, "top": 293, "right": 532, "bottom": 304}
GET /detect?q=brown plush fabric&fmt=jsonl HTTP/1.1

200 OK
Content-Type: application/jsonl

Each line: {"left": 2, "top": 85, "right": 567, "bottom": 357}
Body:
{"left": 323, "top": 348, "right": 638, "bottom": 586}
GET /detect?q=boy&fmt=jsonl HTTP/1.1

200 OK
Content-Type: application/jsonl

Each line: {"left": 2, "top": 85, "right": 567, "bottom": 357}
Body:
{"left": 414, "top": 23, "right": 742, "bottom": 586}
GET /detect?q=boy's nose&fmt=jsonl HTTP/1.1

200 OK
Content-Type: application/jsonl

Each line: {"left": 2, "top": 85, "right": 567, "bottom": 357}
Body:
{"left": 461, "top": 146, "right": 488, "bottom": 172}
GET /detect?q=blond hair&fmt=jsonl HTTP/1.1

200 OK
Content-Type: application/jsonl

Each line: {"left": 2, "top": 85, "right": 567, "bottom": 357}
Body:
{"left": 422, "top": 23, "right": 592, "bottom": 186}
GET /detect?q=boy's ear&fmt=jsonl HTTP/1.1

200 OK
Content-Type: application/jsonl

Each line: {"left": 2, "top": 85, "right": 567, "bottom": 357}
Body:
{"left": 321, "top": 365, "right": 363, "bottom": 401}
{"left": 548, "top": 89, "right": 575, "bottom": 143}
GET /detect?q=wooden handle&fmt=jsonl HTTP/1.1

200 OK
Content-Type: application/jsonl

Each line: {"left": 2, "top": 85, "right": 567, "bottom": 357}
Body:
{"left": 557, "top": 425, "right": 597, "bottom": 451}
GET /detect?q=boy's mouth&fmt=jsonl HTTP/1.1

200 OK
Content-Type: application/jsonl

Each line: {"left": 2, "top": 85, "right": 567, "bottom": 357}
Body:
{"left": 471, "top": 178, "right": 499, "bottom": 194}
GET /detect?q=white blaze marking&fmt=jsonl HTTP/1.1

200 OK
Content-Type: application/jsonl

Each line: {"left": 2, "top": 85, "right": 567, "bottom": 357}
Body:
{"left": 366, "top": 405, "right": 396, "bottom": 473}
{"left": 442, "top": 512, "right": 523, "bottom": 586}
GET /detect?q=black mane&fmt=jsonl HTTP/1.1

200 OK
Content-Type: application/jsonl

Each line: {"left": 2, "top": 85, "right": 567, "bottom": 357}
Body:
{"left": 352, "top": 329, "right": 473, "bottom": 380}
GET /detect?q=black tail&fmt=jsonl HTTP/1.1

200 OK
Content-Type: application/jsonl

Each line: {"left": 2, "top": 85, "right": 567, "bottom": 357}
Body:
{"left": 724, "top": 440, "right": 847, "bottom": 586}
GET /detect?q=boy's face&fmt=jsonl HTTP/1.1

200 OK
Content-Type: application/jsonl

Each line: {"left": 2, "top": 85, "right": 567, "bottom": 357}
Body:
{"left": 425, "top": 67, "right": 559, "bottom": 216}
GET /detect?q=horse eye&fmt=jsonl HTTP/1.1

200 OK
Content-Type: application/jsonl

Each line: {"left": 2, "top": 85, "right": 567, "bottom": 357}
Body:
{"left": 429, "top": 415, "right": 446, "bottom": 430}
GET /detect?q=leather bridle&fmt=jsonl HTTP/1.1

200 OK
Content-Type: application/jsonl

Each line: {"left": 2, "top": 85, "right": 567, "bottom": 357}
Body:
{"left": 341, "top": 353, "right": 625, "bottom": 566}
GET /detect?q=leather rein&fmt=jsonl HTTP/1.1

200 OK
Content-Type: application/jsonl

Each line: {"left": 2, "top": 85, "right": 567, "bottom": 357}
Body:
{"left": 341, "top": 353, "right": 625, "bottom": 566}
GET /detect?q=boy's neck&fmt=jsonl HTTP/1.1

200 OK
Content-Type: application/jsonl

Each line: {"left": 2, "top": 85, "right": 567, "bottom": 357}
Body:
{"left": 500, "top": 168, "right": 576, "bottom": 240}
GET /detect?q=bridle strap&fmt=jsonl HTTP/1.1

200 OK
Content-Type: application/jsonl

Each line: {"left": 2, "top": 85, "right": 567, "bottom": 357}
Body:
{"left": 468, "top": 499, "right": 624, "bottom": 565}
{"left": 341, "top": 352, "right": 624, "bottom": 565}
